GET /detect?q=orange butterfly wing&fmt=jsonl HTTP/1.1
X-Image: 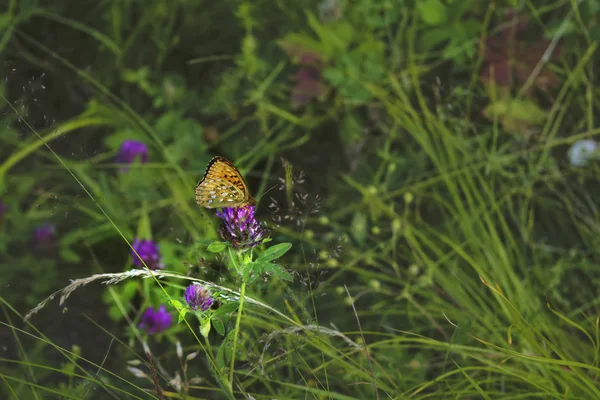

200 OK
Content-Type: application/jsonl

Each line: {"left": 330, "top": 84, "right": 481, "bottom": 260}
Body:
{"left": 195, "top": 156, "right": 256, "bottom": 208}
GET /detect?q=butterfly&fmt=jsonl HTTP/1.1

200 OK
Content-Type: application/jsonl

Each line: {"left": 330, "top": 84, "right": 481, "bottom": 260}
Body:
{"left": 195, "top": 156, "right": 256, "bottom": 208}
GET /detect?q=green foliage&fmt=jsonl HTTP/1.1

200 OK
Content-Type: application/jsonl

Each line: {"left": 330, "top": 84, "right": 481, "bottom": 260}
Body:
{"left": 207, "top": 241, "right": 227, "bottom": 253}
{"left": 2, "top": 0, "right": 600, "bottom": 399}
{"left": 255, "top": 242, "right": 292, "bottom": 262}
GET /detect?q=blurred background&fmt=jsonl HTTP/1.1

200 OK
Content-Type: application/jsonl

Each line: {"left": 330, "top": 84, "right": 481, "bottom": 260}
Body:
{"left": 2, "top": 0, "right": 600, "bottom": 398}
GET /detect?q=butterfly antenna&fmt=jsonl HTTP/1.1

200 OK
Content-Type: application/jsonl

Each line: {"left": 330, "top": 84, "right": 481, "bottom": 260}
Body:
{"left": 258, "top": 183, "right": 279, "bottom": 202}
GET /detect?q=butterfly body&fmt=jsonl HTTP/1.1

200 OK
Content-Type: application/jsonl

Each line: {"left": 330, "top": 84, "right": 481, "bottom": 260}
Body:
{"left": 195, "top": 156, "right": 256, "bottom": 208}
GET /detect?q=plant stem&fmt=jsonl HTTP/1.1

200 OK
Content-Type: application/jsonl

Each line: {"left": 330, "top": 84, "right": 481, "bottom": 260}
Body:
{"left": 229, "top": 280, "right": 246, "bottom": 389}
{"left": 206, "top": 337, "right": 235, "bottom": 400}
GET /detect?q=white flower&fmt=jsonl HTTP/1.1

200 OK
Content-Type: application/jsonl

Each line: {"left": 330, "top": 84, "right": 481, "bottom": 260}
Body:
{"left": 568, "top": 139, "right": 598, "bottom": 167}
{"left": 127, "top": 367, "right": 148, "bottom": 379}
{"left": 318, "top": 0, "right": 342, "bottom": 23}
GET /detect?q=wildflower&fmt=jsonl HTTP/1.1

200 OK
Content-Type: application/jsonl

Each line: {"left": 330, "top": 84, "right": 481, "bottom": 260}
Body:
{"left": 279, "top": 40, "right": 327, "bottom": 108}
{"left": 138, "top": 305, "right": 172, "bottom": 334}
{"left": 131, "top": 239, "right": 164, "bottom": 270}
{"left": 184, "top": 284, "right": 214, "bottom": 312}
{"left": 290, "top": 67, "right": 326, "bottom": 109}
{"left": 216, "top": 205, "right": 268, "bottom": 250}
{"left": 116, "top": 140, "right": 148, "bottom": 172}
{"left": 33, "top": 224, "right": 56, "bottom": 250}
{"left": 318, "top": 0, "right": 342, "bottom": 23}
{"left": 568, "top": 139, "right": 598, "bottom": 167}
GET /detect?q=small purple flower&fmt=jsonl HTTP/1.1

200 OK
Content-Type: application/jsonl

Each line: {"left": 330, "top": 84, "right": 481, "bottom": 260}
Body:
{"left": 290, "top": 67, "right": 326, "bottom": 109}
{"left": 33, "top": 224, "right": 56, "bottom": 250}
{"left": 116, "top": 140, "right": 148, "bottom": 172}
{"left": 184, "top": 284, "right": 214, "bottom": 312}
{"left": 138, "top": 305, "right": 172, "bottom": 334}
{"left": 216, "top": 205, "right": 268, "bottom": 250}
{"left": 131, "top": 238, "right": 164, "bottom": 270}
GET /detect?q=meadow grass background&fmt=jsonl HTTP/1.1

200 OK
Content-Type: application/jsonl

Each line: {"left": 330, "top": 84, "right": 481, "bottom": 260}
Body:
{"left": 1, "top": 0, "right": 600, "bottom": 398}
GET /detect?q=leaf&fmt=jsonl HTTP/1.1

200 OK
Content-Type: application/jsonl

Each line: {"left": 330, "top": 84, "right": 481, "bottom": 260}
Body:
{"left": 419, "top": 27, "right": 451, "bottom": 53}
{"left": 483, "top": 99, "right": 547, "bottom": 124}
{"left": 170, "top": 299, "right": 184, "bottom": 310}
{"left": 169, "top": 300, "right": 187, "bottom": 323}
{"left": 322, "top": 67, "right": 345, "bottom": 86}
{"left": 264, "top": 263, "right": 294, "bottom": 282}
{"left": 446, "top": 0, "right": 473, "bottom": 23}
{"left": 212, "top": 318, "right": 225, "bottom": 336}
{"left": 341, "top": 112, "right": 363, "bottom": 146}
{"left": 207, "top": 241, "right": 227, "bottom": 253}
{"left": 155, "top": 112, "right": 205, "bottom": 162}
{"left": 329, "top": 21, "right": 354, "bottom": 49}
{"left": 306, "top": 12, "right": 352, "bottom": 56}
{"left": 351, "top": 212, "right": 368, "bottom": 244}
{"left": 338, "top": 80, "right": 374, "bottom": 105}
{"left": 417, "top": 0, "right": 448, "bottom": 26}
{"left": 117, "top": 166, "right": 158, "bottom": 201}
{"left": 59, "top": 247, "right": 81, "bottom": 263}
{"left": 256, "top": 243, "right": 292, "bottom": 263}
{"left": 483, "top": 98, "right": 547, "bottom": 134}
{"left": 246, "top": 261, "right": 293, "bottom": 282}
{"left": 278, "top": 33, "right": 326, "bottom": 63}
{"left": 0, "top": 14, "right": 12, "bottom": 30}
{"left": 589, "top": 25, "right": 600, "bottom": 42}
{"left": 217, "top": 330, "right": 236, "bottom": 369}
{"left": 200, "top": 319, "right": 211, "bottom": 338}
{"left": 212, "top": 302, "right": 239, "bottom": 318}
{"left": 241, "top": 261, "right": 257, "bottom": 281}
{"left": 178, "top": 307, "right": 187, "bottom": 323}
{"left": 194, "top": 238, "right": 215, "bottom": 247}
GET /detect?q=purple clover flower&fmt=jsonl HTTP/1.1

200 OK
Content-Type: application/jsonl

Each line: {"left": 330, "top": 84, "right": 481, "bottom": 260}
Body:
{"left": 116, "top": 140, "right": 148, "bottom": 172}
{"left": 290, "top": 67, "right": 326, "bottom": 109}
{"left": 138, "top": 305, "right": 172, "bottom": 334}
{"left": 33, "top": 224, "right": 56, "bottom": 250}
{"left": 216, "top": 205, "right": 268, "bottom": 250}
{"left": 184, "top": 284, "right": 214, "bottom": 312}
{"left": 131, "top": 239, "right": 164, "bottom": 270}
{"left": 279, "top": 41, "right": 326, "bottom": 109}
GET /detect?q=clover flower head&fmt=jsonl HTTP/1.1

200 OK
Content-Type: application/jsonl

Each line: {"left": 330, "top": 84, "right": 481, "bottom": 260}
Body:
{"left": 184, "top": 284, "right": 214, "bottom": 312}
{"left": 33, "top": 224, "right": 56, "bottom": 250}
{"left": 568, "top": 139, "right": 598, "bottom": 167}
{"left": 291, "top": 67, "right": 326, "bottom": 109}
{"left": 116, "top": 140, "right": 148, "bottom": 172}
{"left": 138, "top": 305, "right": 172, "bottom": 334}
{"left": 131, "top": 238, "right": 164, "bottom": 270}
{"left": 216, "top": 205, "right": 268, "bottom": 250}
